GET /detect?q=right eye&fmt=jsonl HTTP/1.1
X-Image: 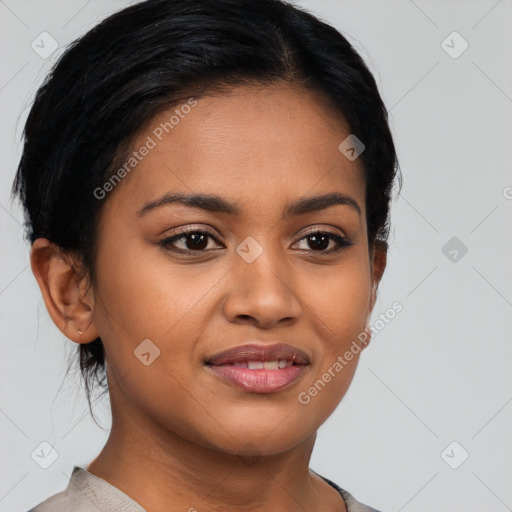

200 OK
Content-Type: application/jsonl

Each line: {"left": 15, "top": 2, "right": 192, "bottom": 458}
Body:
{"left": 159, "top": 229, "right": 224, "bottom": 253}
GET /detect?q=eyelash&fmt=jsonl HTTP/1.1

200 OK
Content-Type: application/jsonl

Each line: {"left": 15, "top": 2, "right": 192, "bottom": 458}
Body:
{"left": 158, "top": 228, "right": 354, "bottom": 255}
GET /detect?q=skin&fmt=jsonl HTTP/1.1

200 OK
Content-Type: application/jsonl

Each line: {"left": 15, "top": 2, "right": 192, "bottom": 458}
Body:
{"left": 31, "top": 83, "right": 386, "bottom": 512}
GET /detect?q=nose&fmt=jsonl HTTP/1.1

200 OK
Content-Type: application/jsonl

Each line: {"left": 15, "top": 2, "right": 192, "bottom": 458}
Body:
{"left": 222, "top": 243, "right": 302, "bottom": 329}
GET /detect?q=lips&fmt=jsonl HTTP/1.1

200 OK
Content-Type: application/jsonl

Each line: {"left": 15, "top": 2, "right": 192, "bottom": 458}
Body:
{"left": 205, "top": 343, "right": 310, "bottom": 393}
{"left": 205, "top": 343, "right": 310, "bottom": 366}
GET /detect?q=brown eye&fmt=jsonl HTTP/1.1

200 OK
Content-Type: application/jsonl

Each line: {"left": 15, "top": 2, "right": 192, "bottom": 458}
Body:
{"left": 160, "top": 230, "right": 222, "bottom": 253}
{"left": 294, "top": 231, "right": 353, "bottom": 254}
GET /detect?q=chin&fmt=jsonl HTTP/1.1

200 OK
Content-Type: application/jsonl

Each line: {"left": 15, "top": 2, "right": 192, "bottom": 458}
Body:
{"left": 195, "top": 417, "right": 313, "bottom": 458}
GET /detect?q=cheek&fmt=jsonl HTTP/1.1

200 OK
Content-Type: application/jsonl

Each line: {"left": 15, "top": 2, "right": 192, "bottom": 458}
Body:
{"left": 293, "top": 251, "right": 371, "bottom": 412}
{"left": 91, "top": 236, "right": 228, "bottom": 409}
{"left": 91, "top": 239, "right": 220, "bottom": 443}
{"left": 93, "top": 234, "right": 216, "bottom": 344}
{"left": 305, "top": 251, "right": 371, "bottom": 348}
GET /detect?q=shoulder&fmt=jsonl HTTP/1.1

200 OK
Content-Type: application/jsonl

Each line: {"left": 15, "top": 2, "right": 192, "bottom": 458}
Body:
{"left": 26, "top": 466, "right": 84, "bottom": 511}
{"left": 26, "top": 465, "right": 145, "bottom": 512}
{"left": 312, "top": 469, "right": 383, "bottom": 512}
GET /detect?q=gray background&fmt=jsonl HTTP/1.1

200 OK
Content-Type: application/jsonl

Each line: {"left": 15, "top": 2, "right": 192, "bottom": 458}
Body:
{"left": 1, "top": 1, "right": 511, "bottom": 511}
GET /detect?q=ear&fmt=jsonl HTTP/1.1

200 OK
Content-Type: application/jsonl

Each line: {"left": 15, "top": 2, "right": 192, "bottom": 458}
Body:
{"left": 360, "top": 242, "right": 387, "bottom": 349}
{"left": 30, "top": 238, "right": 99, "bottom": 343}
{"left": 368, "top": 242, "right": 387, "bottom": 315}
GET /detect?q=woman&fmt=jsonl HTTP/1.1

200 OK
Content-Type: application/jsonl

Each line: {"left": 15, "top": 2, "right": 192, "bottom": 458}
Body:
{"left": 13, "top": 0, "right": 400, "bottom": 510}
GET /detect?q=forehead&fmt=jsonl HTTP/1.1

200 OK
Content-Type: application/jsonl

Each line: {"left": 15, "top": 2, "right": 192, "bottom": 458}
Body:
{"left": 105, "top": 84, "right": 365, "bottom": 218}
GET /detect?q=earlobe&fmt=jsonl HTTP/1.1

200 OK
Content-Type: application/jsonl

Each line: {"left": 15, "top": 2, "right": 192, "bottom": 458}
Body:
{"left": 30, "top": 238, "right": 99, "bottom": 343}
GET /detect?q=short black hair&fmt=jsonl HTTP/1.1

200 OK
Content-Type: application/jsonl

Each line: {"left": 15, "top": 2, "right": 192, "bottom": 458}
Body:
{"left": 11, "top": 0, "right": 401, "bottom": 420}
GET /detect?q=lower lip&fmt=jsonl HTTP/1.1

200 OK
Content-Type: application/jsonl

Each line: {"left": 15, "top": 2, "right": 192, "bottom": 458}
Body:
{"left": 206, "top": 364, "right": 308, "bottom": 393}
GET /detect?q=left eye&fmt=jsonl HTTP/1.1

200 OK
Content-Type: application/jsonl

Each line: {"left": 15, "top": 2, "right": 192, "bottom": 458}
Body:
{"left": 159, "top": 229, "right": 353, "bottom": 254}
{"left": 294, "top": 231, "right": 353, "bottom": 253}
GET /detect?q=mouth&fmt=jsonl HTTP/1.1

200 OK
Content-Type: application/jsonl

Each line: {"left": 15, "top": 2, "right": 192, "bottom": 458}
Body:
{"left": 205, "top": 343, "right": 310, "bottom": 393}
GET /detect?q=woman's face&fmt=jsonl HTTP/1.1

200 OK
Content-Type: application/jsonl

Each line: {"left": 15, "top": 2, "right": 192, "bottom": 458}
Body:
{"left": 90, "top": 83, "right": 384, "bottom": 456}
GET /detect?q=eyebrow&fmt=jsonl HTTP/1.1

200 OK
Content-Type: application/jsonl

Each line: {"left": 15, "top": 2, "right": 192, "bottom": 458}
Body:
{"left": 136, "top": 191, "right": 361, "bottom": 218}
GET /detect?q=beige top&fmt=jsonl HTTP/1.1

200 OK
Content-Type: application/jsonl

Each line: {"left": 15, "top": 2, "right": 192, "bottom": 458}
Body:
{"left": 28, "top": 466, "right": 380, "bottom": 512}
